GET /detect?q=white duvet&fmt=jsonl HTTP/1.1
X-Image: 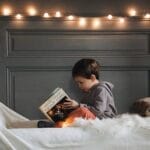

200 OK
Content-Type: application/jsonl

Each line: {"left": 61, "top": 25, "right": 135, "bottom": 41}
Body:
{"left": 0, "top": 102, "right": 150, "bottom": 150}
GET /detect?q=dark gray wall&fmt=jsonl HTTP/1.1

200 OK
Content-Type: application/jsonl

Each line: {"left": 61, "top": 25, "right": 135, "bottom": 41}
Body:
{"left": 0, "top": 0, "right": 150, "bottom": 119}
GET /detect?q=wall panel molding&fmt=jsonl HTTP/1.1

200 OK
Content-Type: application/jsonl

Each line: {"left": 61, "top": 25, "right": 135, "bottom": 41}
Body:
{"left": 6, "top": 66, "right": 150, "bottom": 115}
{"left": 6, "top": 30, "right": 149, "bottom": 57}
{"left": 6, "top": 66, "right": 71, "bottom": 110}
{"left": 0, "top": 18, "right": 149, "bottom": 118}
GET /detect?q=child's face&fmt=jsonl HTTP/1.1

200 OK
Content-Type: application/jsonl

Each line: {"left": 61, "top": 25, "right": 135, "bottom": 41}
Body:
{"left": 74, "top": 76, "right": 95, "bottom": 92}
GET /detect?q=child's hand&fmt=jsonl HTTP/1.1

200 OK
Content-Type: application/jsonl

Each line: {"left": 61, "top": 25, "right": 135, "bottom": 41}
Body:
{"left": 62, "top": 99, "right": 79, "bottom": 109}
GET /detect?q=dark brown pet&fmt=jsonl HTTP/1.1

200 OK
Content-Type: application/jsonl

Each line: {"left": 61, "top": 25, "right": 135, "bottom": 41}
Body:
{"left": 131, "top": 97, "right": 150, "bottom": 117}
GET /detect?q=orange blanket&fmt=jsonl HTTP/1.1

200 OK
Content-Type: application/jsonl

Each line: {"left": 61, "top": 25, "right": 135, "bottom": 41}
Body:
{"left": 55, "top": 107, "right": 96, "bottom": 127}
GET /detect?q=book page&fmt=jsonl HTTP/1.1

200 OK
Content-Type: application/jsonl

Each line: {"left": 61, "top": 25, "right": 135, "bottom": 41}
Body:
{"left": 39, "top": 88, "right": 70, "bottom": 120}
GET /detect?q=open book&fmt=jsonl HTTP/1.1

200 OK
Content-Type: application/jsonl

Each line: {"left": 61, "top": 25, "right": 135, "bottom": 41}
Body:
{"left": 39, "top": 87, "right": 72, "bottom": 122}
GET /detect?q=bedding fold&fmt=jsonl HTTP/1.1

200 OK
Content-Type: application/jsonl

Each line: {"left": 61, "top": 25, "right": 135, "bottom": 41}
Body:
{"left": 0, "top": 102, "right": 150, "bottom": 150}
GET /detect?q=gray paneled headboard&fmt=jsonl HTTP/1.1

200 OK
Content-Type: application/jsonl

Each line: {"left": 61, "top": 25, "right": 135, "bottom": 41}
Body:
{"left": 0, "top": 18, "right": 149, "bottom": 119}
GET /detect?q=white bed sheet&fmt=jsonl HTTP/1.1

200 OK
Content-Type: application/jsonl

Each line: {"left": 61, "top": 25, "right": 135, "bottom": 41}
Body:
{"left": 0, "top": 102, "right": 150, "bottom": 150}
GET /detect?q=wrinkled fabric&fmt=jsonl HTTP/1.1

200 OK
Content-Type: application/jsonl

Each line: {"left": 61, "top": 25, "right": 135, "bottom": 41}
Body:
{"left": 0, "top": 102, "right": 150, "bottom": 150}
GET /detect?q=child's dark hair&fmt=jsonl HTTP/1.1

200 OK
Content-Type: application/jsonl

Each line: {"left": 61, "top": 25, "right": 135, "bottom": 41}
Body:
{"left": 72, "top": 58, "right": 100, "bottom": 79}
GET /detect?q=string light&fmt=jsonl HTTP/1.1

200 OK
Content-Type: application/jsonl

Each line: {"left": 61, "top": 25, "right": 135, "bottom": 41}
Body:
{"left": 128, "top": 9, "right": 137, "bottom": 16}
{"left": 119, "top": 18, "right": 125, "bottom": 23}
{"left": 79, "top": 18, "right": 87, "bottom": 26}
{"left": 55, "top": 11, "right": 61, "bottom": 17}
{"left": 107, "top": 14, "right": 113, "bottom": 20}
{"left": 0, "top": 5, "right": 149, "bottom": 23}
{"left": 67, "top": 15, "right": 74, "bottom": 20}
{"left": 2, "top": 7, "right": 12, "bottom": 16}
{"left": 92, "top": 19, "right": 101, "bottom": 28}
{"left": 27, "top": 7, "right": 37, "bottom": 16}
{"left": 144, "top": 13, "right": 150, "bottom": 19}
{"left": 43, "top": 12, "right": 50, "bottom": 18}
{"left": 15, "top": 14, "right": 23, "bottom": 20}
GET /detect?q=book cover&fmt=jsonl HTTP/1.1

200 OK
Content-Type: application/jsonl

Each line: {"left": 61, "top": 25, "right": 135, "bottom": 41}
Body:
{"left": 39, "top": 87, "right": 72, "bottom": 122}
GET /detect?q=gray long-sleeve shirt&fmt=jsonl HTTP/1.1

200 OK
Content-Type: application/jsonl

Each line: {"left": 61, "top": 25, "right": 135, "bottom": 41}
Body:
{"left": 80, "top": 81, "right": 117, "bottom": 119}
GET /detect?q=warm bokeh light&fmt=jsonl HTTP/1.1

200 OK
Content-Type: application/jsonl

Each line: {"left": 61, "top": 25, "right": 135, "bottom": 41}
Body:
{"left": 43, "top": 12, "right": 50, "bottom": 18}
{"left": 55, "top": 11, "right": 61, "bottom": 17}
{"left": 92, "top": 18, "right": 101, "bottom": 28}
{"left": 67, "top": 15, "right": 74, "bottom": 20}
{"left": 144, "top": 13, "right": 150, "bottom": 19}
{"left": 55, "top": 117, "right": 74, "bottom": 128}
{"left": 79, "top": 18, "right": 87, "bottom": 26}
{"left": 107, "top": 14, "right": 113, "bottom": 20}
{"left": 119, "top": 18, "right": 125, "bottom": 23}
{"left": 128, "top": 9, "right": 137, "bottom": 16}
{"left": 27, "top": 7, "right": 37, "bottom": 16}
{"left": 2, "top": 7, "right": 12, "bottom": 16}
{"left": 15, "top": 14, "right": 23, "bottom": 20}
{"left": 61, "top": 121, "right": 71, "bottom": 128}
{"left": 0, "top": 5, "right": 149, "bottom": 24}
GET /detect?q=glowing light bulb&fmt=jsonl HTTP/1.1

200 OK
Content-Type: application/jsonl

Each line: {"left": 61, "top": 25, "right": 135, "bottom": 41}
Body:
{"left": 119, "top": 18, "right": 125, "bottom": 23}
{"left": 43, "top": 12, "right": 50, "bottom": 18}
{"left": 2, "top": 7, "right": 12, "bottom": 16}
{"left": 144, "top": 13, "right": 150, "bottom": 19}
{"left": 67, "top": 15, "right": 74, "bottom": 20}
{"left": 92, "top": 19, "right": 101, "bottom": 28}
{"left": 55, "top": 11, "right": 61, "bottom": 17}
{"left": 79, "top": 18, "right": 87, "bottom": 26}
{"left": 27, "top": 7, "right": 37, "bottom": 16}
{"left": 15, "top": 14, "right": 23, "bottom": 20}
{"left": 107, "top": 14, "right": 113, "bottom": 20}
{"left": 129, "top": 9, "right": 137, "bottom": 16}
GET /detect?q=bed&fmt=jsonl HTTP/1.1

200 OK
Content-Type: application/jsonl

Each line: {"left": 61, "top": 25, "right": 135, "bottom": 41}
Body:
{"left": 0, "top": 102, "right": 150, "bottom": 150}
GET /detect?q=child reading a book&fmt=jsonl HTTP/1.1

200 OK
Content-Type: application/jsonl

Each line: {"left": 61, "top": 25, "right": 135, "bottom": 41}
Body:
{"left": 38, "top": 58, "right": 117, "bottom": 128}
{"left": 62, "top": 58, "right": 117, "bottom": 120}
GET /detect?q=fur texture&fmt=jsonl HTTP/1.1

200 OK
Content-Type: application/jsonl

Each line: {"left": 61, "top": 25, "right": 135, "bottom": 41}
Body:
{"left": 131, "top": 97, "right": 150, "bottom": 117}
